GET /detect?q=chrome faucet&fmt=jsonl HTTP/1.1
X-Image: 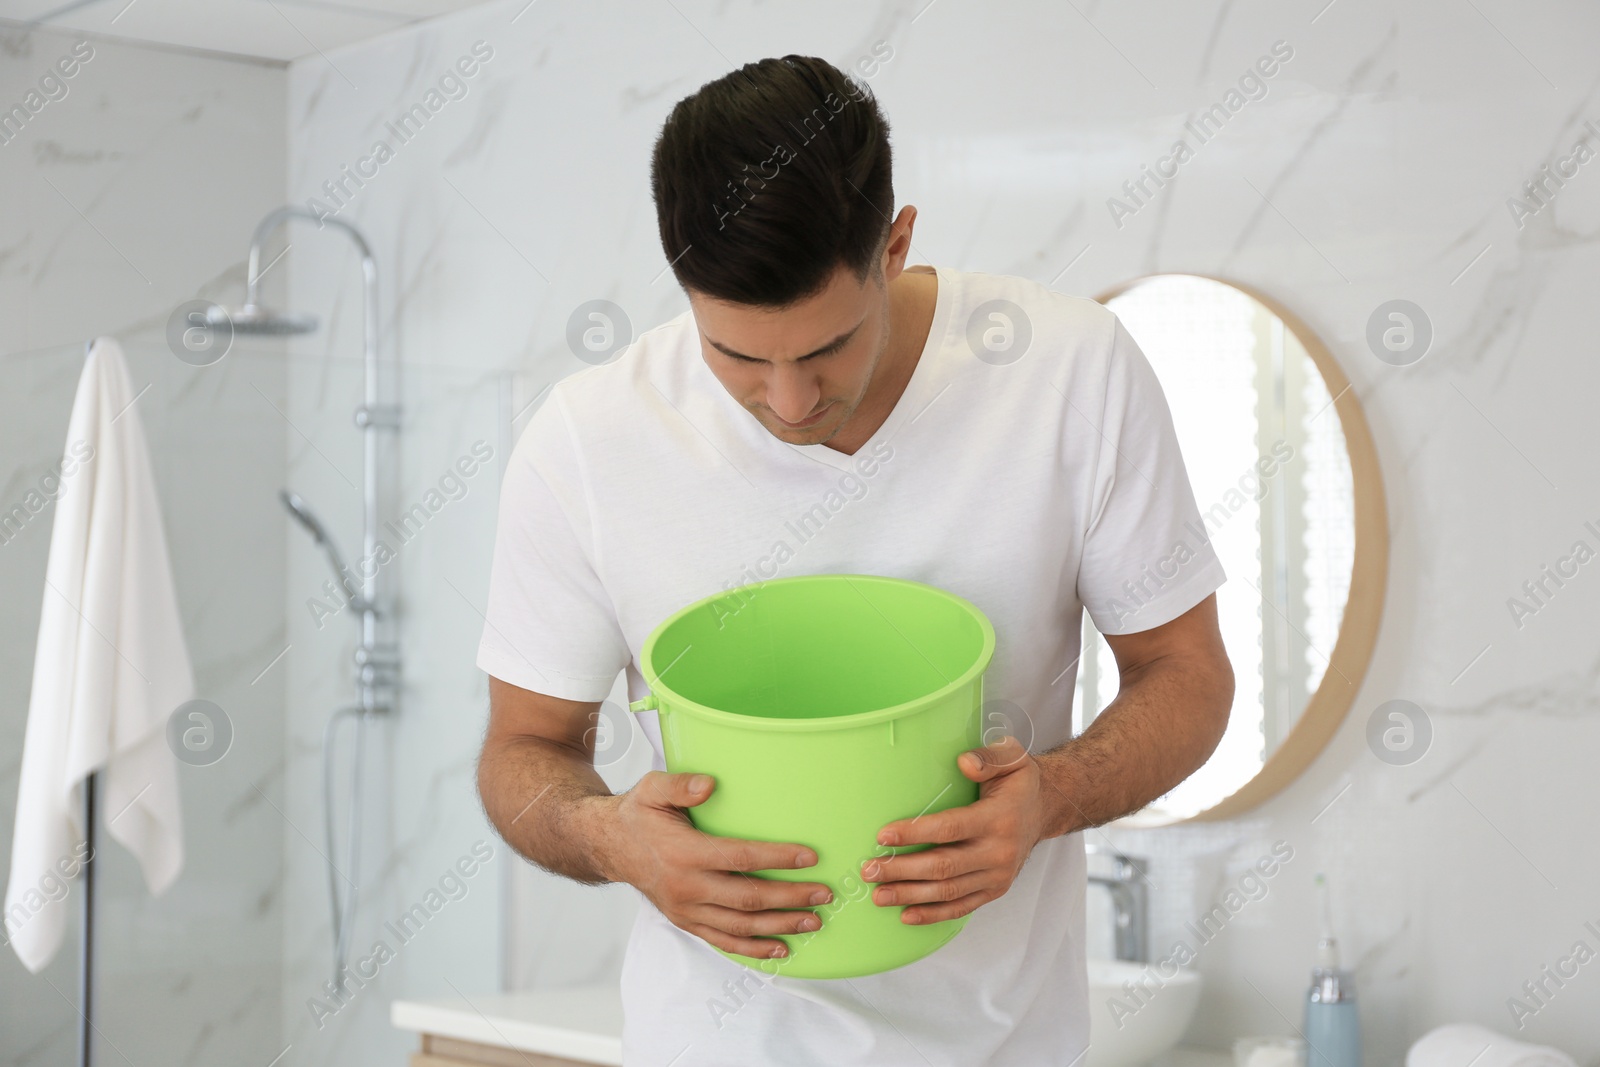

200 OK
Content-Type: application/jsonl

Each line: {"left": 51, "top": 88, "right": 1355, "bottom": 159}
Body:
{"left": 1086, "top": 846, "right": 1149, "bottom": 963}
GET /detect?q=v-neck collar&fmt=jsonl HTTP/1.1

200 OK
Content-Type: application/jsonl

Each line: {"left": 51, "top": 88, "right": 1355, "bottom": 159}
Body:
{"left": 780, "top": 263, "right": 955, "bottom": 472}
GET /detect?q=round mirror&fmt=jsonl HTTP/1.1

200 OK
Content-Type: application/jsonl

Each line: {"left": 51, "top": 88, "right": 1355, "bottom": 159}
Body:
{"left": 1085, "top": 274, "right": 1388, "bottom": 824}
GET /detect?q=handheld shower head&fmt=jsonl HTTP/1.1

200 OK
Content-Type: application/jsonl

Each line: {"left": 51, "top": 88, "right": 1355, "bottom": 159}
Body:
{"left": 281, "top": 490, "right": 332, "bottom": 544}
{"left": 208, "top": 303, "right": 319, "bottom": 336}
{"left": 281, "top": 490, "right": 367, "bottom": 613}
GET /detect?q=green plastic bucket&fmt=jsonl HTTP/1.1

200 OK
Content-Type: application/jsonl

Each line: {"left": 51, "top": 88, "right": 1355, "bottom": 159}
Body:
{"left": 627, "top": 573, "right": 996, "bottom": 979}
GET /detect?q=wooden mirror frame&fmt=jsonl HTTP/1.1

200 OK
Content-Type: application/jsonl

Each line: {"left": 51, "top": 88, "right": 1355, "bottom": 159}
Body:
{"left": 1092, "top": 273, "right": 1389, "bottom": 825}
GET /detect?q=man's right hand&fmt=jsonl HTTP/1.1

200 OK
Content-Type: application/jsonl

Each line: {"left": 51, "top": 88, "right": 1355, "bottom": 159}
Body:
{"left": 595, "top": 770, "right": 833, "bottom": 960}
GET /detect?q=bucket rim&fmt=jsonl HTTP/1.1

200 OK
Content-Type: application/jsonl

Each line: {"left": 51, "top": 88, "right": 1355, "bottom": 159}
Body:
{"left": 633, "top": 573, "right": 996, "bottom": 732}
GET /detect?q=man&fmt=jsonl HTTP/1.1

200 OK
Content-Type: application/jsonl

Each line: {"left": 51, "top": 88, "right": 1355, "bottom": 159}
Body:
{"left": 476, "top": 54, "right": 1233, "bottom": 1066}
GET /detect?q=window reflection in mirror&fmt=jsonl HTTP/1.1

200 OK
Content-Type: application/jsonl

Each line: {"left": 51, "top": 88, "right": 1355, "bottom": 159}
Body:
{"left": 1081, "top": 275, "right": 1355, "bottom": 821}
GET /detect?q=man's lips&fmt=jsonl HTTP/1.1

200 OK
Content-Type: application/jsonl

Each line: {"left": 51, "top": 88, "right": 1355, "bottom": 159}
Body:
{"left": 775, "top": 402, "right": 833, "bottom": 429}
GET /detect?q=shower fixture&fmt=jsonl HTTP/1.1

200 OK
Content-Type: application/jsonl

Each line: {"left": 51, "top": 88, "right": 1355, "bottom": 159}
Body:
{"left": 216, "top": 205, "right": 399, "bottom": 995}
{"left": 280, "top": 490, "right": 371, "bottom": 614}
{"left": 205, "top": 302, "right": 317, "bottom": 336}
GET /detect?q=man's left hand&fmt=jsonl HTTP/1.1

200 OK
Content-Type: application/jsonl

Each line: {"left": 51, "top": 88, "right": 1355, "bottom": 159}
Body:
{"left": 861, "top": 735, "right": 1052, "bottom": 925}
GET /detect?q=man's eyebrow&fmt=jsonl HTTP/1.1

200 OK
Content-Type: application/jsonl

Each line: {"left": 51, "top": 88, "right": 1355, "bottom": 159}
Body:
{"left": 705, "top": 319, "right": 864, "bottom": 364}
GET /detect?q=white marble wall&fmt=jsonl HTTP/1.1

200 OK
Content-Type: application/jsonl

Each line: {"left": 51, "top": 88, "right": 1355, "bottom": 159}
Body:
{"left": 277, "top": 38, "right": 514, "bottom": 1067}
{"left": 0, "top": 26, "right": 290, "bottom": 1067}
{"left": 272, "top": 0, "right": 1600, "bottom": 1064}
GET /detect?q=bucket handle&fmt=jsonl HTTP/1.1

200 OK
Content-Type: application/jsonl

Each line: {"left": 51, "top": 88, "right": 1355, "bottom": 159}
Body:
{"left": 628, "top": 694, "right": 659, "bottom": 713}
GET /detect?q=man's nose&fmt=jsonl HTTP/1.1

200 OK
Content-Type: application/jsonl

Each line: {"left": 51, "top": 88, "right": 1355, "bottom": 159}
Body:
{"left": 766, "top": 367, "right": 822, "bottom": 424}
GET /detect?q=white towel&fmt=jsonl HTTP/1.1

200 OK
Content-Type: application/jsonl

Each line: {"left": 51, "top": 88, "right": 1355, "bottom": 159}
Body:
{"left": 1407, "top": 1024, "right": 1577, "bottom": 1067}
{"left": 4, "top": 336, "right": 193, "bottom": 974}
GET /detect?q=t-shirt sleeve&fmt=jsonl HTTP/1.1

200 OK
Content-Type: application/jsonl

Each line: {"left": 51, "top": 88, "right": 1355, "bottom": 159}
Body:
{"left": 476, "top": 390, "right": 630, "bottom": 702}
{"left": 1077, "top": 312, "right": 1227, "bottom": 635}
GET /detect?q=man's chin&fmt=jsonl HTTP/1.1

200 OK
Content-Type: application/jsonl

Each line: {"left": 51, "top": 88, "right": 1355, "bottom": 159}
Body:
{"left": 768, "top": 422, "right": 833, "bottom": 444}
{"left": 762, "top": 405, "right": 840, "bottom": 441}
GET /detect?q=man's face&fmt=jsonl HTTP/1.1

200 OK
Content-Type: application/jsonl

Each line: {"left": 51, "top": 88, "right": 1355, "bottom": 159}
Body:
{"left": 689, "top": 262, "right": 892, "bottom": 446}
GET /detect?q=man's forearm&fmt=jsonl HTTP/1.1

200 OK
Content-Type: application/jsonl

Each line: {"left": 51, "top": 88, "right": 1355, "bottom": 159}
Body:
{"left": 1034, "top": 651, "right": 1233, "bottom": 838}
{"left": 477, "top": 735, "right": 621, "bottom": 885}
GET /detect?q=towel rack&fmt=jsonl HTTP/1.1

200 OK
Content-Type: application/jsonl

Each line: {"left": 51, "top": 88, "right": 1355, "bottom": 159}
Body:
{"left": 79, "top": 771, "right": 96, "bottom": 1067}
{"left": 78, "top": 337, "right": 97, "bottom": 1067}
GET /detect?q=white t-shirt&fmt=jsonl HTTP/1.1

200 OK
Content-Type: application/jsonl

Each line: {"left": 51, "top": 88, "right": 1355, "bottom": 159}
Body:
{"left": 477, "top": 265, "right": 1226, "bottom": 1066}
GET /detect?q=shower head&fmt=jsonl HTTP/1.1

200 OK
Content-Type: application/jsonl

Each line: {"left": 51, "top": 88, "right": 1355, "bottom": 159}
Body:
{"left": 281, "top": 489, "right": 369, "bottom": 614}
{"left": 207, "top": 302, "right": 319, "bottom": 335}
{"left": 281, "top": 490, "right": 334, "bottom": 545}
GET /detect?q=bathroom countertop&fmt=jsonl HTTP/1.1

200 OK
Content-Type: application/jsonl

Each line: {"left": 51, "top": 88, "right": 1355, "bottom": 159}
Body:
{"left": 1154, "top": 1045, "right": 1235, "bottom": 1067}
{"left": 391, "top": 983, "right": 1232, "bottom": 1067}
{"left": 390, "top": 983, "right": 622, "bottom": 1065}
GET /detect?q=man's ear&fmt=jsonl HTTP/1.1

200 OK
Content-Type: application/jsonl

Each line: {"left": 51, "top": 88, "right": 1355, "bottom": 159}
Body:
{"left": 880, "top": 205, "right": 918, "bottom": 279}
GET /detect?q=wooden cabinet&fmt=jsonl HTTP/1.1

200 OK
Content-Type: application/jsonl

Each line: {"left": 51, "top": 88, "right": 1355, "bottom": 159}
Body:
{"left": 391, "top": 986, "right": 622, "bottom": 1066}
{"left": 410, "top": 1033, "right": 601, "bottom": 1067}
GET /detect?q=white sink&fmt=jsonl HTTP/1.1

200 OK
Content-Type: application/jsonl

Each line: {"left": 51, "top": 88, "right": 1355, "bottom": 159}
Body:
{"left": 1085, "top": 958, "right": 1203, "bottom": 1067}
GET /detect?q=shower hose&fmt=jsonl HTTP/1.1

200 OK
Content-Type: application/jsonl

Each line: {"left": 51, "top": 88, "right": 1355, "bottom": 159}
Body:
{"left": 323, "top": 705, "right": 371, "bottom": 994}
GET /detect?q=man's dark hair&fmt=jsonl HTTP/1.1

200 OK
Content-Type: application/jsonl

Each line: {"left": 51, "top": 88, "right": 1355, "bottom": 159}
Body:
{"left": 650, "top": 55, "right": 894, "bottom": 307}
